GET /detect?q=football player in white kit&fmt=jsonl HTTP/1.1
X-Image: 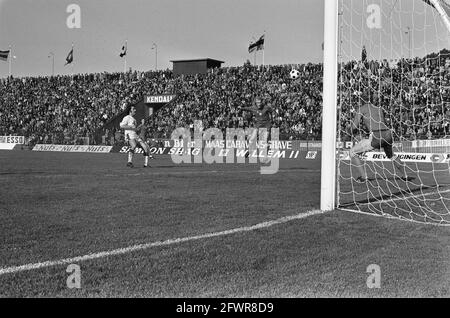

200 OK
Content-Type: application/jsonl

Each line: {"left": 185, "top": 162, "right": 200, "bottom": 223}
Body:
{"left": 120, "top": 106, "right": 151, "bottom": 168}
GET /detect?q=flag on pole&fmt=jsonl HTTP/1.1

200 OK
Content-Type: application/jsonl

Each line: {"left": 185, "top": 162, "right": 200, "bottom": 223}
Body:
{"left": 65, "top": 47, "right": 73, "bottom": 65}
{"left": 119, "top": 42, "right": 127, "bottom": 57}
{"left": 0, "top": 50, "right": 9, "bottom": 61}
{"left": 248, "top": 35, "right": 265, "bottom": 53}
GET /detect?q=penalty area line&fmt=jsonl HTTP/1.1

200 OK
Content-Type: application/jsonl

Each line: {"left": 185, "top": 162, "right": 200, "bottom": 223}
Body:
{"left": 0, "top": 209, "right": 324, "bottom": 276}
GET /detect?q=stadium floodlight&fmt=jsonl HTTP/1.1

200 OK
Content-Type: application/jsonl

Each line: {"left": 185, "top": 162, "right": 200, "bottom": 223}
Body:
{"left": 322, "top": 0, "right": 450, "bottom": 225}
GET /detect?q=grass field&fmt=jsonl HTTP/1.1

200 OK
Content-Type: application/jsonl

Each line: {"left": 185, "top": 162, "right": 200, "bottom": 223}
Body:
{"left": 0, "top": 150, "right": 449, "bottom": 297}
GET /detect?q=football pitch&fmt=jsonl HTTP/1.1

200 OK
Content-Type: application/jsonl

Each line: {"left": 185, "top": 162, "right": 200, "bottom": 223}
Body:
{"left": 0, "top": 150, "right": 449, "bottom": 297}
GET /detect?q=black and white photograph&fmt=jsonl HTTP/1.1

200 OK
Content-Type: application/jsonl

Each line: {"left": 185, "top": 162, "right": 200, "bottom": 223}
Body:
{"left": 0, "top": 0, "right": 449, "bottom": 301}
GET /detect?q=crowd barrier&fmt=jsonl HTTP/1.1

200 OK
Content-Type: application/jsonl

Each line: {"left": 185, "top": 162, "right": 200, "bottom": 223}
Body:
{"left": 32, "top": 144, "right": 112, "bottom": 153}
{"left": 0, "top": 135, "right": 25, "bottom": 150}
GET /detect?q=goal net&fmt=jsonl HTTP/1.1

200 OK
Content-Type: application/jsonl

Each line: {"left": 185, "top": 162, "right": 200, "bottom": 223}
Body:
{"left": 335, "top": 0, "right": 450, "bottom": 225}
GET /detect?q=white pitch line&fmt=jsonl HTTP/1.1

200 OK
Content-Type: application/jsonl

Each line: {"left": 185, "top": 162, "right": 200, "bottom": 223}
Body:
{"left": 0, "top": 209, "right": 324, "bottom": 276}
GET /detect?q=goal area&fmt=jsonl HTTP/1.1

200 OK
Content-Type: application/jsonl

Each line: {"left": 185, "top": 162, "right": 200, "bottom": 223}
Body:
{"left": 321, "top": 0, "right": 450, "bottom": 225}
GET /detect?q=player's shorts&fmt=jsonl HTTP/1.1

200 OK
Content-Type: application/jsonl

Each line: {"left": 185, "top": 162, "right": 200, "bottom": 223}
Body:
{"left": 124, "top": 131, "right": 138, "bottom": 141}
{"left": 260, "top": 126, "right": 271, "bottom": 142}
{"left": 125, "top": 134, "right": 143, "bottom": 146}
{"left": 371, "top": 129, "right": 394, "bottom": 158}
{"left": 349, "top": 136, "right": 374, "bottom": 158}
{"left": 256, "top": 124, "right": 272, "bottom": 137}
{"left": 350, "top": 129, "right": 394, "bottom": 159}
{"left": 248, "top": 126, "right": 271, "bottom": 143}
{"left": 256, "top": 122, "right": 272, "bottom": 130}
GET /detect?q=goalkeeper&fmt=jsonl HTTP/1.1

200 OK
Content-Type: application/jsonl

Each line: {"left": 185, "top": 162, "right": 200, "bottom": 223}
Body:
{"left": 348, "top": 100, "right": 415, "bottom": 183}
{"left": 240, "top": 96, "right": 273, "bottom": 159}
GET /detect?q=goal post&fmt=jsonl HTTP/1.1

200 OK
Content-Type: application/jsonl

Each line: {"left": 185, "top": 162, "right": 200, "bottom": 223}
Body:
{"left": 321, "top": 0, "right": 450, "bottom": 225}
{"left": 321, "top": 0, "right": 339, "bottom": 211}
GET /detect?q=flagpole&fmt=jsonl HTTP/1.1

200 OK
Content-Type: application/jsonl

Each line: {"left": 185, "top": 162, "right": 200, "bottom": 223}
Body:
{"left": 8, "top": 45, "right": 11, "bottom": 77}
{"left": 71, "top": 43, "right": 74, "bottom": 77}
{"left": 262, "top": 47, "right": 265, "bottom": 66}
{"left": 250, "top": 36, "right": 256, "bottom": 66}
{"left": 124, "top": 39, "right": 127, "bottom": 73}
{"left": 262, "top": 31, "right": 265, "bottom": 66}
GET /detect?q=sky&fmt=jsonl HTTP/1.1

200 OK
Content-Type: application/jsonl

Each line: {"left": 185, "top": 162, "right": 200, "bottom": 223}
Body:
{"left": 0, "top": 0, "right": 324, "bottom": 77}
{"left": 0, "top": 0, "right": 448, "bottom": 78}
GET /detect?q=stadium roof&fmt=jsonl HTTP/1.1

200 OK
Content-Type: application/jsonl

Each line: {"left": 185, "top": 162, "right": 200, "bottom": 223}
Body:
{"left": 170, "top": 58, "right": 225, "bottom": 64}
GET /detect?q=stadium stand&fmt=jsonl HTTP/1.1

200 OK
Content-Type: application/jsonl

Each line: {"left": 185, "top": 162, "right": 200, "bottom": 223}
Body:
{"left": 0, "top": 50, "right": 449, "bottom": 146}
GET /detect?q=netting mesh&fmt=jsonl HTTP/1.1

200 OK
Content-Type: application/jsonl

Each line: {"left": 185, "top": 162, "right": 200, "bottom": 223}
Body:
{"left": 337, "top": 0, "right": 450, "bottom": 225}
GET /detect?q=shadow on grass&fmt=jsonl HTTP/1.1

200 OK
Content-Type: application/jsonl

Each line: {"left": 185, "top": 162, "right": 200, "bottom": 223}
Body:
{"left": 339, "top": 183, "right": 450, "bottom": 208}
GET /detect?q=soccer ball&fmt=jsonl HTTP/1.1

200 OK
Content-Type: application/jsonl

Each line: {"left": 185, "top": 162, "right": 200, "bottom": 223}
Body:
{"left": 289, "top": 69, "right": 300, "bottom": 80}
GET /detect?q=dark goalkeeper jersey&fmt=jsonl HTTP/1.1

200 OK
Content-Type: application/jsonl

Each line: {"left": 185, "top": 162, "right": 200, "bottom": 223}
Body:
{"left": 254, "top": 105, "right": 273, "bottom": 128}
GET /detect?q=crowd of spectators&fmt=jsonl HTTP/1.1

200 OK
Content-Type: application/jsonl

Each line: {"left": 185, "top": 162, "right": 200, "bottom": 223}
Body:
{"left": 0, "top": 49, "right": 449, "bottom": 145}
{"left": 145, "top": 61, "right": 323, "bottom": 141}
{"left": 339, "top": 50, "right": 450, "bottom": 140}
{"left": 0, "top": 71, "right": 147, "bottom": 145}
